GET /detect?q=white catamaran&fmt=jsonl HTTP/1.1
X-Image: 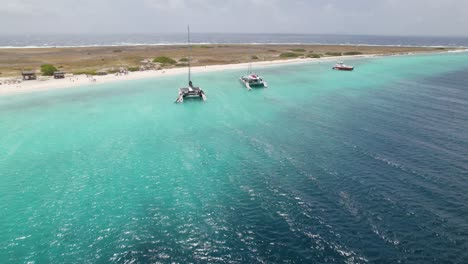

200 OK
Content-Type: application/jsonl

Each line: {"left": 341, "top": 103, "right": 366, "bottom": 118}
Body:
{"left": 239, "top": 63, "right": 268, "bottom": 91}
{"left": 175, "top": 26, "right": 207, "bottom": 103}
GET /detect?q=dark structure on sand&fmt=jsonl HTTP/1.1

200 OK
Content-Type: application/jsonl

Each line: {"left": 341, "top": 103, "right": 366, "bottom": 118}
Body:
{"left": 22, "top": 70, "right": 37, "bottom": 80}
{"left": 53, "top": 71, "right": 65, "bottom": 79}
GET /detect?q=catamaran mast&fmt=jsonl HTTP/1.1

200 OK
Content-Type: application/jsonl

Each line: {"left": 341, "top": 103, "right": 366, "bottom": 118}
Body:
{"left": 188, "top": 25, "right": 191, "bottom": 84}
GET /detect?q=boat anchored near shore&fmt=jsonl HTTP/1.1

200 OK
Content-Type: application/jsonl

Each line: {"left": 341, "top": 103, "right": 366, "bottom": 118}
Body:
{"left": 175, "top": 81, "right": 207, "bottom": 103}
{"left": 239, "top": 64, "right": 267, "bottom": 90}
{"left": 332, "top": 61, "right": 354, "bottom": 71}
{"left": 240, "top": 74, "right": 268, "bottom": 90}
{"left": 175, "top": 25, "right": 207, "bottom": 103}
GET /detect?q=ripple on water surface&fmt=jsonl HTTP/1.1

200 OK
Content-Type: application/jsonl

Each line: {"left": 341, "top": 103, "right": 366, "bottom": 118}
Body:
{"left": 1, "top": 53, "right": 468, "bottom": 263}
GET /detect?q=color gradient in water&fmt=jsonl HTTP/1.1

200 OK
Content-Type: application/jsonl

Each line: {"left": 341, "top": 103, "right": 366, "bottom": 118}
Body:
{"left": 1, "top": 52, "right": 468, "bottom": 263}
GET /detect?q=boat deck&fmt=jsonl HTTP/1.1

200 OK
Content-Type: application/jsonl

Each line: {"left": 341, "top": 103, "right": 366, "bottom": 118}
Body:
{"left": 175, "top": 86, "right": 207, "bottom": 103}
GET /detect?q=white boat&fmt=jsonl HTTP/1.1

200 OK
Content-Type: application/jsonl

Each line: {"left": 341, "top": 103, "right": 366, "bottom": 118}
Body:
{"left": 175, "top": 26, "right": 207, "bottom": 103}
{"left": 239, "top": 63, "right": 267, "bottom": 90}
{"left": 239, "top": 74, "right": 268, "bottom": 90}
{"left": 332, "top": 61, "right": 354, "bottom": 71}
{"left": 175, "top": 81, "right": 207, "bottom": 103}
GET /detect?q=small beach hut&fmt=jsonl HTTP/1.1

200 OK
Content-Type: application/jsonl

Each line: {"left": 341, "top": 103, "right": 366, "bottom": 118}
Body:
{"left": 22, "top": 70, "right": 37, "bottom": 80}
{"left": 53, "top": 71, "right": 65, "bottom": 79}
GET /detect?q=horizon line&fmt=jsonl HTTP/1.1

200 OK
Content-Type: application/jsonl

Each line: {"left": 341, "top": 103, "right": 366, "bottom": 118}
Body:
{"left": 1, "top": 32, "right": 467, "bottom": 38}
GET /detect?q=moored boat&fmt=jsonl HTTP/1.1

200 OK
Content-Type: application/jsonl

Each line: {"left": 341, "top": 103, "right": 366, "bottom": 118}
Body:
{"left": 175, "top": 81, "right": 207, "bottom": 103}
{"left": 332, "top": 62, "right": 354, "bottom": 71}
{"left": 175, "top": 26, "right": 207, "bottom": 103}
{"left": 239, "top": 74, "right": 268, "bottom": 90}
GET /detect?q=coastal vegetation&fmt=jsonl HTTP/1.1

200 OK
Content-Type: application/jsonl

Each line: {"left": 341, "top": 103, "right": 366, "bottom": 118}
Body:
{"left": 251, "top": 55, "right": 259, "bottom": 60}
{"left": 325, "top": 52, "right": 342, "bottom": 56}
{"left": 343, "top": 51, "right": 363, "bottom": 55}
{"left": 0, "top": 45, "right": 445, "bottom": 77}
{"left": 179, "top": 58, "right": 189, "bottom": 62}
{"left": 153, "top": 56, "right": 177, "bottom": 64}
{"left": 307, "top": 54, "right": 322, "bottom": 58}
{"left": 128, "top": 67, "right": 140, "bottom": 72}
{"left": 291, "top": 48, "right": 306, "bottom": 52}
{"left": 40, "top": 64, "right": 58, "bottom": 76}
{"left": 197, "top": 45, "right": 213, "bottom": 49}
{"left": 280, "top": 52, "right": 301, "bottom": 58}
{"left": 72, "top": 70, "right": 97, "bottom": 76}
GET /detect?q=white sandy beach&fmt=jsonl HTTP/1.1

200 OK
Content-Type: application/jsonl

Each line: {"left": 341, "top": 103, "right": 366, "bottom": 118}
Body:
{"left": 5, "top": 48, "right": 466, "bottom": 97}
{"left": 4, "top": 49, "right": 466, "bottom": 97}
{"left": 0, "top": 55, "right": 380, "bottom": 96}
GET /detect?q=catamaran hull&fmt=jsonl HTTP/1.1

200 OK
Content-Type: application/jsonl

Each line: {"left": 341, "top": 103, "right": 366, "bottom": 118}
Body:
{"left": 239, "top": 78, "right": 267, "bottom": 90}
{"left": 174, "top": 26, "right": 207, "bottom": 104}
{"left": 175, "top": 88, "right": 207, "bottom": 103}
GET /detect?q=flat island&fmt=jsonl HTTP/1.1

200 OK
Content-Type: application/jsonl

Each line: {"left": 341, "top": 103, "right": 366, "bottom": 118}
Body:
{"left": 0, "top": 44, "right": 450, "bottom": 77}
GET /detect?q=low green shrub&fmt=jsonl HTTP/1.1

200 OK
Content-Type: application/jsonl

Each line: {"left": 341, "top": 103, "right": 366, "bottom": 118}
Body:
{"left": 307, "top": 54, "right": 322, "bottom": 58}
{"left": 325, "top": 52, "right": 342, "bottom": 56}
{"left": 280, "top": 52, "right": 301, "bottom": 58}
{"left": 128, "top": 67, "right": 139, "bottom": 72}
{"left": 153, "top": 56, "right": 177, "bottom": 64}
{"left": 291, "top": 48, "right": 306, "bottom": 52}
{"left": 179, "top": 58, "right": 189, "bottom": 62}
{"left": 40, "top": 64, "right": 58, "bottom": 76}
{"left": 251, "top": 55, "right": 259, "bottom": 60}
{"left": 343, "top": 51, "right": 363, "bottom": 56}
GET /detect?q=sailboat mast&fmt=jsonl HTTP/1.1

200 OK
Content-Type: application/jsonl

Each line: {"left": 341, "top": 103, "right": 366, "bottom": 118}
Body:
{"left": 188, "top": 25, "right": 191, "bottom": 84}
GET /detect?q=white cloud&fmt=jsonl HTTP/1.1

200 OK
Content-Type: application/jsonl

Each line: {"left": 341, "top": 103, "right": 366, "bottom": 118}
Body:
{"left": 144, "top": 0, "right": 187, "bottom": 10}
{"left": 1, "top": 1, "right": 39, "bottom": 15}
{"left": 0, "top": 0, "right": 466, "bottom": 36}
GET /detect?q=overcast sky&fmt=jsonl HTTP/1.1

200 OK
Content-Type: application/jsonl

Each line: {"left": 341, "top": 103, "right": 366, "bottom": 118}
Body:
{"left": 1, "top": 0, "right": 467, "bottom": 36}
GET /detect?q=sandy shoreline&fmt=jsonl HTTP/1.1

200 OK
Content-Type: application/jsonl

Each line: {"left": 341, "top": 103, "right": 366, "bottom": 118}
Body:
{"left": 0, "top": 50, "right": 465, "bottom": 96}
{"left": 0, "top": 54, "right": 368, "bottom": 96}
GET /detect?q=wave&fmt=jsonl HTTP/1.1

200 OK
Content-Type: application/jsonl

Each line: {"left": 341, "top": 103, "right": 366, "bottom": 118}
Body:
{"left": 2, "top": 32, "right": 468, "bottom": 48}
{"left": 447, "top": 49, "right": 468, "bottom": 53}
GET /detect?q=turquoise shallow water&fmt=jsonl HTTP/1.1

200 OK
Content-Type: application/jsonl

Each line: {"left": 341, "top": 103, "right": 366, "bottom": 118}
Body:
{"left": 1, "top": 53, "right": 468, "bottom": 263}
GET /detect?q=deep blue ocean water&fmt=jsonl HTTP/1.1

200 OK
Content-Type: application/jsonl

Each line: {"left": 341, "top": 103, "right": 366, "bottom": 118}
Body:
{"left": 1, "top": 33, "right": 468, "bottom": 48}
{"left": 1, "top": 52, "right": 468, "bottom": 263}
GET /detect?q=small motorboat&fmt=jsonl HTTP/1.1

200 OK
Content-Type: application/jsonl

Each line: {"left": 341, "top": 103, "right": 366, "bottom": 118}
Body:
{"left": 332, "top": 62, "right": 354, "bottom": 71}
